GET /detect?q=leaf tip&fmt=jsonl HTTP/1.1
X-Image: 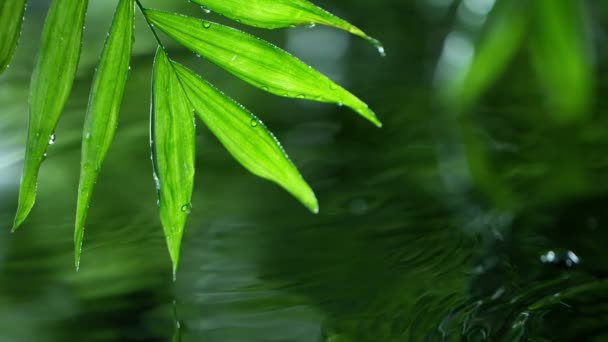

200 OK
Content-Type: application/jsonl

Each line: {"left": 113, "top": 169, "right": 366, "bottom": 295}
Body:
{"left": 366, "top": 112, "right": 382, "bottom": 128}
{"left": 346, "top": 25, "right": 385, "bottom": 56}
{"left": 367, "top": 37, "right": 386, "bottom": 57}
{"left": 12, "top": 168, "right": 41, "bottom": 232}
{"left": 166, "top": 235, "right": 182, "bottom": 281}
{"left": 74, "top": 232, "right": 83, "bottom": 271}
{"left": 11, "top": 209, "right": 28, "bottom": 232}
{"left": 75, "top": 256, "right": 81, "bottom": 272}
{"left": 170, "top": 252, "right": 179, "bottom": 282}
{"left": 307, "top": 195, "right": 319, "bottom": 214}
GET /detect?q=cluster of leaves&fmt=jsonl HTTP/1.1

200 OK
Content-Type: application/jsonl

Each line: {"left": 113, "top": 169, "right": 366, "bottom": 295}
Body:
{"left": 0, "top": 0, "right": 382, "bottom": 276}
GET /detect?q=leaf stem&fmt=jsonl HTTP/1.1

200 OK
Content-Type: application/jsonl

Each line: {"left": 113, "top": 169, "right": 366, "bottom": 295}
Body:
{"left": 135, "top": 0, "right": 165, "bottom": 49}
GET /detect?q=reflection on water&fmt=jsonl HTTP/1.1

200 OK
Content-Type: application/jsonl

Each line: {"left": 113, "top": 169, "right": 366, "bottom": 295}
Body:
{"left": 2, "top": 0, "right": 608, "bottom": 341}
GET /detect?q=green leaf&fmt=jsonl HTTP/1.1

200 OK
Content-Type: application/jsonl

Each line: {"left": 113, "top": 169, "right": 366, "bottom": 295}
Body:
{"left": 172, "top": 61, "right": 318, "bottom": 213}
{"left": 190, "top": 0, "right": 383, "bottom": 52}
{"left": 530, "top": 0, "right": 592, "bottom": 122}
{"left": 440, "top": 0, "right": 528, "bottom": 112}
{"left": 13, "top": 0, "right": 88, "bottom": 231}
{"left": 144, "top": 9, "right": 381, "bottom": 127}
{"left": 74, "top": 0, "right": 134, "bottom": 269}
{"left": 152, "top": 47, "right": 196, "bottom": 277}
{"left": 0, "top": 0, "right": 27, "bottom": 74}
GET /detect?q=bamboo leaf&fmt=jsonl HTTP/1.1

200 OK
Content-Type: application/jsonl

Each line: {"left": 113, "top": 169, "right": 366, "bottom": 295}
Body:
{"left": 144, "top": 9, "right": 381, "bottom": 127}
{"left": 152, "top": 47, "right": 196, "bottom": 277}
{"left": 74, "top": 0, "right": 134, "bottom": 269}
{"left": 13, "top": 0, "right": 88, "bottom": 231}
{"left": 190, "top": 0, "right": 383, "bottom": 52}
{"left": 172, "top": 61, "right": 318, "bottom": 213}
{"left": 0, "top": 0, "right": 27, "bottom": 74}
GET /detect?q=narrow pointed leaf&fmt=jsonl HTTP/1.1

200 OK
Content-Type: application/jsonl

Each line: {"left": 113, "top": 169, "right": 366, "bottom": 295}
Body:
{"left": 0, "top": 0, "right": 27, "bottom": 74}
{"left": 144, "top": 9, "right": 381, "bottom": 127}
{"left": 172, "top": 61, "right": 318, "bottom": 213}
{"left": 190, "top": 0, "right": 383, "bottom": 51}
{"left": 152, "top": 48, "right": 196, "bottom": 276}
{"left": 74, "top": 0, "right": 134, "bottom": 269}
{"left": 13, "top": 0, "right": 88, "bottom": 230}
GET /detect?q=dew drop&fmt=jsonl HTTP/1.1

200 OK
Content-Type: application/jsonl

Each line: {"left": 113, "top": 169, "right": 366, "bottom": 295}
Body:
{"left": 306, "top": 23, "right": 316, "bottom": 28}
{"left": 48, "top": 133, "right": 56, "bottom": 145}
{"left": 181, "top": 203, "right": 192, "bottom": 214}
{"left": 202, "top": 22, "right": 211, "bottom": 29}
{"left": 250, "top": 118, "right": 259, "bottom": 127}
{"left": 85, "top": 132, "right": 91, "bottom": 140}
{"left": 337, "top": 102, "right": 343, "bottom": 107}
{"left": 368, "top": 37, "right": 386, "bottom": 57}
{"left": 329, "top": 83, "right": 337, "bottom": 90}
{"left": 297, "top": 94, "right": 305, "bottom": 99}
{"left": 200, "top": 6, "right": 211, "bottom": 13}
{"left": 540, "top": 249, "right": 580, "bottom": 268}
{"left": 261, "top": 86, "right": 269, "bottom": 91}
{"left": 376, "top": 45, "right": 386, "bottom": 57}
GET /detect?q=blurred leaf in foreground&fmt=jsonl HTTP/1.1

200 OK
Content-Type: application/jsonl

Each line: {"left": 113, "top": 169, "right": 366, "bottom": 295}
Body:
{"left": 13, "top": 0, "right": 88, "bottom": 231}
{"left": 75, "top": 0, "right": 135, "bottom": 269}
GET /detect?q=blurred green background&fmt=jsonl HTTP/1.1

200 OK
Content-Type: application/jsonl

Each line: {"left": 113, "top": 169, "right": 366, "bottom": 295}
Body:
{"left": 2, "top": 0, "right": 608, "bottom": 340}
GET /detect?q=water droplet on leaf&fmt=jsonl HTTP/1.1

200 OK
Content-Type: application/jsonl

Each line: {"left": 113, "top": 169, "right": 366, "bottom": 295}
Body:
{"left": 181, "top": 203, "right": 192, "bottom": 214}
{"left": 250, "top": 118, "right": 259, "bottom": 127}
{"left": 48, "top": 133, "right": 56, "bottom": 145}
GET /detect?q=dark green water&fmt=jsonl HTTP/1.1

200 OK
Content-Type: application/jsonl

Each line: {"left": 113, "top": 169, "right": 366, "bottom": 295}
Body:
{"left": 2, "top": 0, "right": 608, "bottom": 341}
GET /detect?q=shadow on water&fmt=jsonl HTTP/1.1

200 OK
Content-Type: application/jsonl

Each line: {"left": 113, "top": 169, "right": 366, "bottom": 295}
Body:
{"left": 2, "top": 0, "right": 608, "bottom": 341}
